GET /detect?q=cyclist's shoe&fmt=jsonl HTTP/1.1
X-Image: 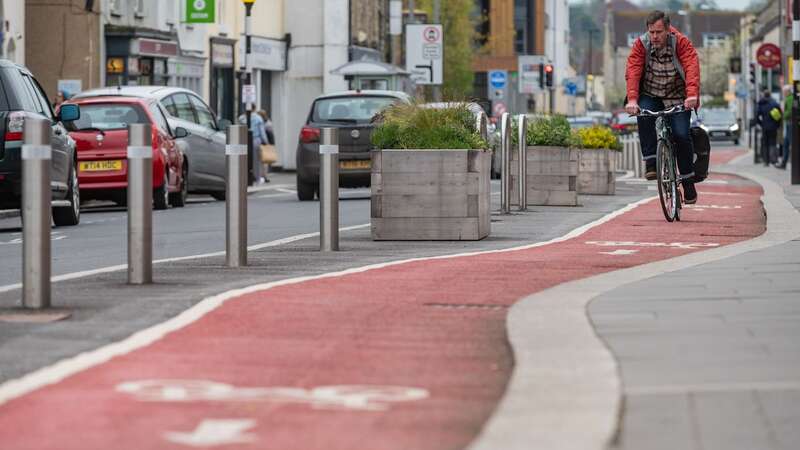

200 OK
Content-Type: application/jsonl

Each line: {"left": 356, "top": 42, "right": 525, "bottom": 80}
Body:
{"left": 645, "top": 160, "right": 657, "bottom": 180}
{"left": 683, "top": 180, "right": 698, "bottom": 204}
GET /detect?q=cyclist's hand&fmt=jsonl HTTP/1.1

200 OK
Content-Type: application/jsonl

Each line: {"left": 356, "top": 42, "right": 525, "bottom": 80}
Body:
{"left": 684, "top": 96, "right": 698, "bottom": 110}
{"left": 625, "top": 102, "right": 640, "bottom": 115}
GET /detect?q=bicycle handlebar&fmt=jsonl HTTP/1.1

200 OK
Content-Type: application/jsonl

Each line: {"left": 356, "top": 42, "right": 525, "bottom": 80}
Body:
{"left": 634, "top": 104, "right": 687, "bottom": 117}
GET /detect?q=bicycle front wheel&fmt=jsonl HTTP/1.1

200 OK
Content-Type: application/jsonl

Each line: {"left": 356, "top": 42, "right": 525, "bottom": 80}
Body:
{"left": 656, "top": 139, "right": 679, "bottom": 222}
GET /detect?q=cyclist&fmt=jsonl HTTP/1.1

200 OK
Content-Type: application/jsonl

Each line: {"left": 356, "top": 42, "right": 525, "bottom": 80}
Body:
{"left": 624, "top": 10, "right": 701, "bottom": 204}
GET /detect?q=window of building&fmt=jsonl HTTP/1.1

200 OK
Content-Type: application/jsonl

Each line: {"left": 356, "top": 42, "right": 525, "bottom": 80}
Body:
{"left": 702, "top": 33, "right": 728, "bottom": 48}
{"left": 109, "top": 0, "right": 121, "bottom": 16}
{"left": 627, "top": 32, "right": 640, "bottom": 48}
{"left": 135, "top": 0, "right": 145, "bottom": 17}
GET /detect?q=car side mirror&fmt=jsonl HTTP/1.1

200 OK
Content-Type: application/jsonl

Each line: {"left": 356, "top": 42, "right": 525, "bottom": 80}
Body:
{"left": 58, "top": 104, "right": 80, "bottom": 122}
{"left": 217, "top": 118, "right": 232, "bottom": 130}
{"left": 173, "top": 127, "right": 189, "bottom": 139}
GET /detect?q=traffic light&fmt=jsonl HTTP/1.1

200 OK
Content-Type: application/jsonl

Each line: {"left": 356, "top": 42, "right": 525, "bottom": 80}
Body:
{"left": 544, "top": 64, "right": 554, "bottom": 88}
{"left": 749, "top": 63, "right": 756, "bottom": 85}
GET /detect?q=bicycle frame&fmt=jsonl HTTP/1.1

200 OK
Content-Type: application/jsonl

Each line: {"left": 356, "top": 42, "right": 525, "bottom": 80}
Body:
{"left": 636, "top": 105, "right": 685, "bottom": 222}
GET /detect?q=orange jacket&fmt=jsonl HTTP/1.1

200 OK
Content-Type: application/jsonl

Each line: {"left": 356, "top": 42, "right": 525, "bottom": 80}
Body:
{"left": 625, "top": 26, "right": 701, "bottom": 104}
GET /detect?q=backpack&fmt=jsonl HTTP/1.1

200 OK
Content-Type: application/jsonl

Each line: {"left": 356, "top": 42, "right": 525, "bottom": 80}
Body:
{"left": 691, "top": 126, "right": 711, "bottom": 183}
{"left": 769, "top": 107, "right": 782, "bottom": 122}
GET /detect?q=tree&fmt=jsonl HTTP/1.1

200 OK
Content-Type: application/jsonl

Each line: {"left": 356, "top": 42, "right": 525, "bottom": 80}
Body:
{"left": 417, "top": 0, "right": 479, "bottom": 96}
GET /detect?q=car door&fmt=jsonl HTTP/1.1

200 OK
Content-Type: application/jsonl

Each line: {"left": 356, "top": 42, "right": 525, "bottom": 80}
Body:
{"left": 187, "top": 94, "right": 226, "bottom": 189}
{"left": 20, "top": 73, "right": 70, "bottom": 196}
{"left": 162, "top": 93, "right": 214, "bottom": 190}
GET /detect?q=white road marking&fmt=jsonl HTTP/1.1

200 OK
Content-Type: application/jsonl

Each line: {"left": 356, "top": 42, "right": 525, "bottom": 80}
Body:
{"left": 0, "top": 232, "right": 67, "bottom": 246}
{"left": 164, "top": 419, "right": 257, "bottom": 447}
{"left": 254, "top": 192, "right": 294, "bottom": 199}
{"left": 685, "top": 204, "right": 742, "bottom": 211}
{"left": 586, "top": 240, "right": 720, "bottom": 250}
{"left": 0, "top": 196, "right": 658, "bottom": 406}
{"left": 599, "top": 249, "right": 639, "bottom": 256}
{"left": 0, "top": 224, "right": 371, "bottom": 294}
{"left": 118, "top": 379, "right": 429, "bottom": 411}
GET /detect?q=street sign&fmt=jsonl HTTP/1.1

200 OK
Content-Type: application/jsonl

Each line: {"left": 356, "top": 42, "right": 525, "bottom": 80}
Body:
{"left": 242, "top": 84, "right": 256, "bottom": 104}
{"left": 518, "top": 55, "right": 547, "bottom": 94}
{"left": 756, "top": 43, "right": 781, "bottom": 69}
{"left": 565, "top": 81, "right": 577, "bottom": 96}
{"left": 492, "top": 101, "right": 507, "bottom": 117}
{"left": 488, "top": 70, "right": 507, "bottom": 100}
{"left": 185, "top": 0, "right": 215, "bottom": 23}
{"left": 406, "top": 24, "right": 443, "bottom": 85}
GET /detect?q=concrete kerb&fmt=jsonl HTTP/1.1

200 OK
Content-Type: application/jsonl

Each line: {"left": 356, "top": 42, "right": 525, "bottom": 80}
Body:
{"left": 467, "top": 168, "right": 800, "bottom": 450}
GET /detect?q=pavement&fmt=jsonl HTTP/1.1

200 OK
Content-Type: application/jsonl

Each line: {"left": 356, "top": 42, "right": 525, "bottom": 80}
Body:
{"left": 0, "top": 146, "right": 797, "bottom": 450}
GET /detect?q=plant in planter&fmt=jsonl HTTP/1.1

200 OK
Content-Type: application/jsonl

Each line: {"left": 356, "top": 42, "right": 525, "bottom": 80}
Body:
{"left": 510, "top": 115, "right": 580, "bottom": 206}
{"left": 370, "top": 103, "right": 492, "bottom": 241}
{"left": 574, "top": 125, "right": 622, "bottom": 195}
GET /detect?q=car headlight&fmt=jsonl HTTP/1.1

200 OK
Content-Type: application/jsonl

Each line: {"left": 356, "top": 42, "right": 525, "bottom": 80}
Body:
{"left": 729, "top": 123, "right": 739, "bottom": 132}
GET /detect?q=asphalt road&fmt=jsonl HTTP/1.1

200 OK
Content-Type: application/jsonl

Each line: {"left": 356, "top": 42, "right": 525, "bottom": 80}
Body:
{"left": 0, "top": 172, "right": 374, "bottom": 288}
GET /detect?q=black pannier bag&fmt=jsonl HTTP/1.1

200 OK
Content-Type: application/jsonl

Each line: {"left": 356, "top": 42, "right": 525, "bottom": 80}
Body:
{"left": 691, "top": 126, "right": 711, "bottom": 183}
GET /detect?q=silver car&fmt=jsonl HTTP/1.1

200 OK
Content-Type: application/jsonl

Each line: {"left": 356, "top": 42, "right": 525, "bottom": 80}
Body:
{"left": 72, "top": 86, "right": 230, "bottom": 200}
{"left": 697, "top": 108, "right": 740, "bottom": 145}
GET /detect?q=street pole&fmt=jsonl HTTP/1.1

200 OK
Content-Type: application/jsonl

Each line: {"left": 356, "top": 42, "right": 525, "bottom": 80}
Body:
{"left": 127, "top": 123, "right": 153, "bottom": 285}
{"left": 243, "top": 0, "right": 255, "bottom": 185}
{"left": 22, "top": 118, "right": 52, "bottom": 308}
{"left": 432, "top": 0, "right": 442, "bottom": 102}
{"left": 226, "top": 125, "right": 248, "bottom": 267}
{"left": 390, "top": 0, "right": 402, "bottom": 66}
{"left": 792, "top": 0, "right": 800, "bottom": 183}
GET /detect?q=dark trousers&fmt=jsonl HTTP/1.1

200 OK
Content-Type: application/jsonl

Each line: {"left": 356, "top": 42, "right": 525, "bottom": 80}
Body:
{"left": 761, "top": 129, "right": 777, "bottom": 165}
{"left": 636, "top": 95, "right": 695, "bottom": 180}
{"left": 782, "top": 122, "right": 791, "bottom": 167}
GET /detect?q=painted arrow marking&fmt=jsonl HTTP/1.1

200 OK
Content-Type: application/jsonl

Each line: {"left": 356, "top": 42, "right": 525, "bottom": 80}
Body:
{"left": 599, "top": 249, "right": 640, "bottom": 256}
{"left": 164, "top": 419, "right": 257, "bottom": 447}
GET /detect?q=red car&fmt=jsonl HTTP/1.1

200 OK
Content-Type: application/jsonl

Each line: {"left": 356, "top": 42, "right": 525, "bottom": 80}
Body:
{"left": 61, "top": 96, "right": 188, "bottom": 209}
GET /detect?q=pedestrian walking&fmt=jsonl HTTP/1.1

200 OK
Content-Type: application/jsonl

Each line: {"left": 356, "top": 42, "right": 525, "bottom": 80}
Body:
{"left": 257, "top": 109, "right": 277, "bottom": 182}
{"left": 756, "top": 89, "right": 782, "bottom": 166}
{"left": 238, "top": 111, "right": 269, "bottom": 184}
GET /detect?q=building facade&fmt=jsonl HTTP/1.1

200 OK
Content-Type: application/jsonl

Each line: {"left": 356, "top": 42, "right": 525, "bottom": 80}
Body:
{"left": 2, "top": 1, "right": 25, "bottom": 66}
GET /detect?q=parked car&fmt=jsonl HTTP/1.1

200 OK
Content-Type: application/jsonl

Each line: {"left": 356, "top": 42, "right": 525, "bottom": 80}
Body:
{"left": 72, "top": 86, "right": 229, "bottom": 201}
{"left": 697, "top": 108, "right": 740, "bottom": 145}
{"left": 611, "top": 112, "right": 638, "bottom": 134}
{"left": 63, "top": 96, "right": 188, "bottom": 209}
{"left": 0, "top": 59, "right": 82, "bottom": 226}
{"left": 296, "top": 90, "right": 412, "bottom": 201}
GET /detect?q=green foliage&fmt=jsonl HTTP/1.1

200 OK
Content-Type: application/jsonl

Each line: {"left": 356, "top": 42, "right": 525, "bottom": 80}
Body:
{"left": 417, "top": 0, "right": 478, "bottom": 96}
{"left": 525, "top": 115, "right": 573, "bottom": 147}
{"left": 573, "top": 126, "right": 622, "bottom": 151}
{"left": 371, "top": 103, "right": 488, "bottom": 150}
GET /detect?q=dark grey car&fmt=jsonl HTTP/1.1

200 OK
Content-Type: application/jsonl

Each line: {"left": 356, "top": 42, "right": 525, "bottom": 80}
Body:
{"left": 73, "top": 86, "right": 229, "bottom": 200}
{"left": 295, "top": 90, "right": 411, "bottom": 201}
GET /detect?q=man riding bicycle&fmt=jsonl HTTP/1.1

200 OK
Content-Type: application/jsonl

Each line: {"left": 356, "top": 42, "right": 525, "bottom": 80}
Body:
{"left": 625, "top": 10, "right": 701, "bottom": 204}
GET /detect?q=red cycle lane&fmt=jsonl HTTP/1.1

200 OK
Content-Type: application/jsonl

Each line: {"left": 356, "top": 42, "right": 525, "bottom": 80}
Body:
{"left": 0, "top": 171, "right": 764, "bottom": 450}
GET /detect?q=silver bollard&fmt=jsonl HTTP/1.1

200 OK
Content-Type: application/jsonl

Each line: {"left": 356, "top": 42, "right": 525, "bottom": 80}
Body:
{"left": 476, "top": 112, "right": 489, "bottom": 142}
{"left": 127, "top": 123, "right": 153, "bottom": 284}
{"left": 226, "top": 125, "right": 248, "bottom": 267}
{"left": 517, "top": 114, "right": 528, "bottom": 211}
{"left": 500, "top": 112, "right": 512, "bottom": 214}
{"left": 22, "top": 118, "right": 52, "bottom": 308}
{"left": 320, "top": 128, "right": 339, "bottom": 251}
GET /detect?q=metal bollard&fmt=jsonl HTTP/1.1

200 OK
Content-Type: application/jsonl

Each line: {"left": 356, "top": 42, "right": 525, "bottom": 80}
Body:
{"left": 127, "top": 123, "right": 153, "bottom": 284}
{"left": 500, "top": 112, "right": 512, "bottom": 214}
{"left": 226, "top": 125, "right": 248, "bottom": 267}
{"left": 320, "top": 128, "right": 339, "bottom": 251}
{"left": 22, "top": 118, "right": 52, "bottom": 308}
{"left": 476, "top": 112, "right": 489, "bottom": 142}
{"left": 517, "top": 114, "right": 528, "bottom": 211}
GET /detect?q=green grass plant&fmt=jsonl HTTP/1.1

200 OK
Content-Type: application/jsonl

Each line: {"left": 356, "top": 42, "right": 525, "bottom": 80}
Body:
{"left": 371, "top": 103, "right": 488, "bottom": 150}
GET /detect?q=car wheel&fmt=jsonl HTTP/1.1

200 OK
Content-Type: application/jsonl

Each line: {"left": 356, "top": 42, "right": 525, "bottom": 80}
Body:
{"left": 169, "top": 160, "right": 188, "bottom": 207}
{"left": 297, "top": 174, "right": 317, "bottom": 201}
{"left": 153, "top": 168, "right": 170, "bottom": 210}
{"left": 53, "top": 162, "right": 80, "bottom": 227}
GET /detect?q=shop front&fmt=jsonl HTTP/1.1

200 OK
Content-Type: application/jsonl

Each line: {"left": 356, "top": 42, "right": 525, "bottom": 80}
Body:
{"left": 238, "top": 36, "right": 287, "bottom": 115}
{"left": 105, "top": 35, "right": 178, "bottom": 87}
{"left": 210, "top": 38, "right": 236, "bottom": 122}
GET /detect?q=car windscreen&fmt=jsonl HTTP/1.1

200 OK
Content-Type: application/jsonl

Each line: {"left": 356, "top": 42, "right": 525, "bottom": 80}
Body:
{"left": 65, "top": 103, "right": 149, "bottom": 131}
{"left": 312, "top": 96, "right": 399, "bottom": 124}
{"left": 700, "top": 109, "right": 735, "bottom": 124}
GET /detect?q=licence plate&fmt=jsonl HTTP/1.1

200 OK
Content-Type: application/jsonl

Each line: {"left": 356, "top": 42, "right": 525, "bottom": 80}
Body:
{"left": 80, "top": 160, "right": 123, "bottom": 172}
{"left": 339, "top": 160, "right": 371, "bottom": 170}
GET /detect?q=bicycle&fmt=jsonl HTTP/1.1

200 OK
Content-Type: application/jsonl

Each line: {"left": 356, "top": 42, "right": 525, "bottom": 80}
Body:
{"left": 636, "top": 105, "right": 687, "bottom": 222}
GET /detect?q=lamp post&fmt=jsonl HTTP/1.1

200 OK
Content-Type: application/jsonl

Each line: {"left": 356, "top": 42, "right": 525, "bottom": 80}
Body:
{"left": 242, "top": 0, "right": 256, "bottom": 185}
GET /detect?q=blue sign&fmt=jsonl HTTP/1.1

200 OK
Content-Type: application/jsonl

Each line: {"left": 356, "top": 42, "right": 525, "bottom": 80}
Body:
{"left": 489, "top": 70, "right": 507, "bottom": 89}
{"left": 565, "top": 81, "right": 577, "bottom": 96}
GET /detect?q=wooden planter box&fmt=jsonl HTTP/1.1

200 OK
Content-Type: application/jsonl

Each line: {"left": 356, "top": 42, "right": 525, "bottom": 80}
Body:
{"left": 578, "top": 149, "right": 616, "bottom": 195}
{"left": 371, "top": 149, "right": 491, "bottom": 241}
{"left": 510, "top": 146, "right": 579, "bottom": 206}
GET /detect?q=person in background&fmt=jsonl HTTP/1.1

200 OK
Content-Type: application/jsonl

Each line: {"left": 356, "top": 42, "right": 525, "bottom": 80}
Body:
{"left": 257, "top": 109, "right": 274, "bottom": 183}
{"left": 52, "top": 91, "right": 66, "bottom": 109}
{"left": 780, "top": 84, "right": 793, "bottom": 170}
{"left": 238, "top": 111, "right": 269, "bottom": 184}
{"left": 756, "top": 89, "right": 782, "bottom": 167}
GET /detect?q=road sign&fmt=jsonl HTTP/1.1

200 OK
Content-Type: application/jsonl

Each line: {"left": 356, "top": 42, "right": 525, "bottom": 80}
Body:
{"left": 565, "top": 81, "right": 577, "bottom": 96}
{"left": 518, "top": 55, "right": 547, "bottom": 94}
{"left": 242, "top": 84, "right": 256, "bottom": 104}
{"left": 185, "top": 0, "right": 215, "bottom": 23}
{"left": 406, "top": 24, "right": 443, "bottom": 85}
{"left": 489, "top": 70, "right": 507, "bottom": 89}
{"left": 492, "top": 101, "right": 507, "bottom": 118}
{"left": 756, "top": 43, "right": 781, "bottom": 69}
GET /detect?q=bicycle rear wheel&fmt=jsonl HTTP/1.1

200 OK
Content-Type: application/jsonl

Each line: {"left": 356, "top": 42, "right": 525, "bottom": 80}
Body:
{"left": 656, "top": 139, "right": 679, "bottom": 222}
